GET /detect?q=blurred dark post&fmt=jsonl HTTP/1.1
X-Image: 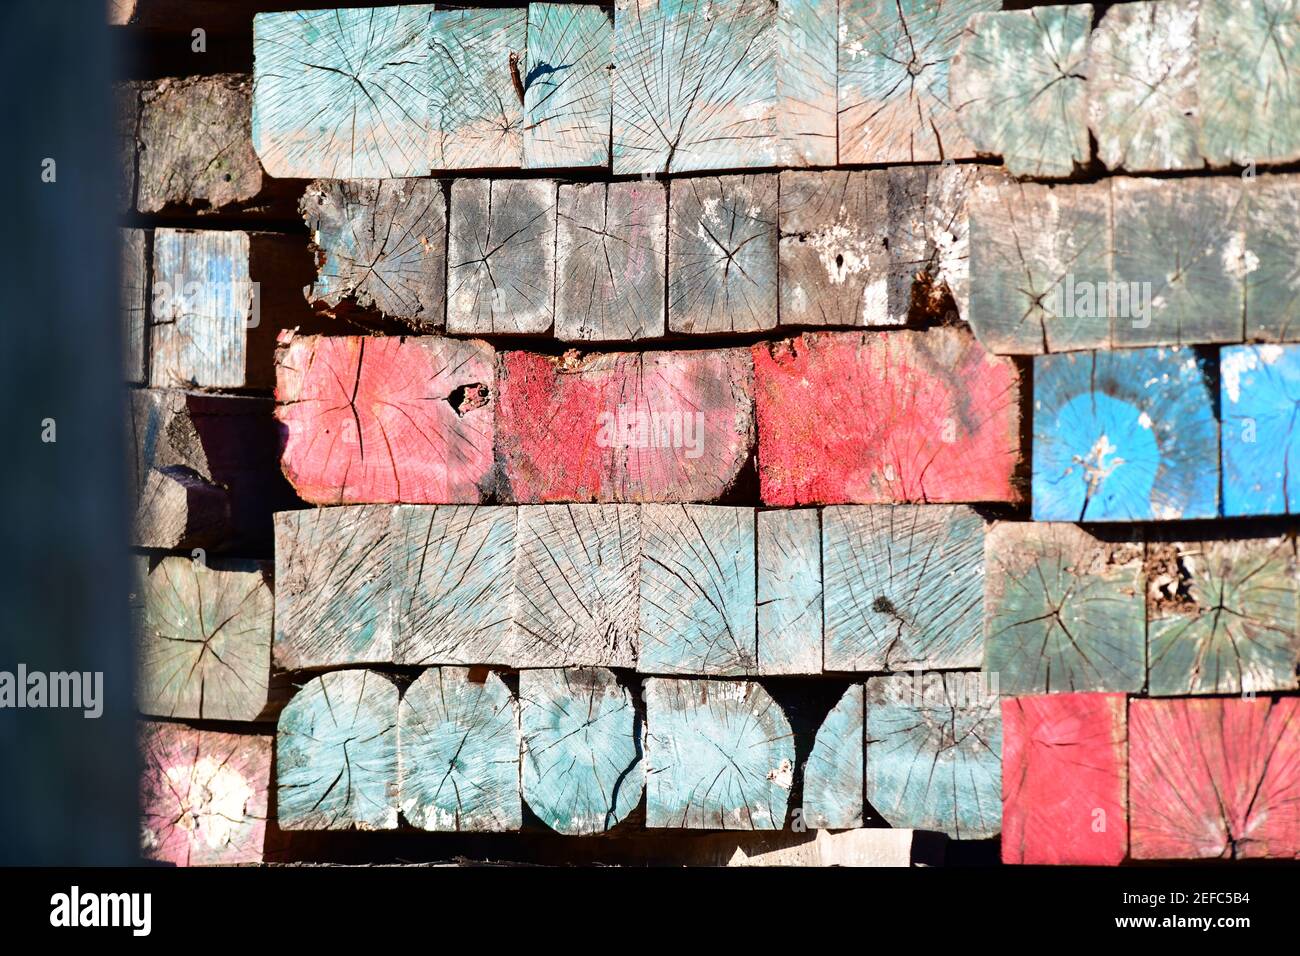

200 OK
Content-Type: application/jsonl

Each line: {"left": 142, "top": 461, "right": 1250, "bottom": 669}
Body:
{"left": 0, "top": 0, "right": 136, "bottom": 863}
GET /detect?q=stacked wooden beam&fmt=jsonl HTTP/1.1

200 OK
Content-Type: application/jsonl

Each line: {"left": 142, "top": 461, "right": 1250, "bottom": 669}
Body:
{"left": 121, "top": 0, "right": 1300, "bottom": 868}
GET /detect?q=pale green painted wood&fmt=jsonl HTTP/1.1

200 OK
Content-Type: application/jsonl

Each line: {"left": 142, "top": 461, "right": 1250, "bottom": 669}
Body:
{"left": 1242, "top": 175, "right": 1300, "bottom": 342}
{"left": 252, "top": 7, "right": 433, "bottom": 178}
{"left": 757, "top": 509, "right": 822, "bottom": 675}
{"left": 644, "top": 677, "right": 794, "bottom": 830}
{"left": 524, "top": 3, "right": 612, "bottom": 169}
{"left": 429, "top": 8, "right": 525, "bottom": 170}
{"left": 802, "top": 684, "right": 863, "bottom": 830}
{"left": 612, "top": 0, "right": 777, "bottom": 174}
{"left": 1148, "top": 536, "right": 1299, "bottom": 696}
{"left": 950, "top": 5, "right": 1092, "bottom": 178}
{"left": 983, "top": 522, "right": 1145, "bottom": 695}
{"left": 1089, "top": 0, "right": 1202, "bottom": 173}
{"left": 775, "top": 0, "right": 837, "bottom": 167}
{"left": 519, "top": 668, "right": 643, "bottom": 835}
{"left": 865, "top": 673, "right": 1001, "bottom": 840}
{"left": 1199, "top": 0, "right": 1300, "bottom": 166}
{"left": 823, "top": 505, "right": 984, "bottom": 672}
{"left": 277, "top": 669, "right": 399, "bottom": 830}
{"left": 638, "top": 505, "right": 757, "bottom": 676}
{"left": 273, "top": 506, "right": 395, "bottom": 670}
{"left": 839, "top": 0, "right": 999, "bottom": 164}
{"left": 392, "top": 505, "right": 516, "bottom": 666}
{"left": 512, "top": 504, "right": 639, "bottom": 668}
{"left": 398, "top": 666, "right": 521, "bottom": 832}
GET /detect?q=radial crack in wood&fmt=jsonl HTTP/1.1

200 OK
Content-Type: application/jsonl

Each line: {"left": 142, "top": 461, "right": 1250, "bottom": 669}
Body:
{"left": 801, "top": 684, "right": 863, "bottom": 829}
{"left": 524, "top": 3, "right": 613, "bottom": 169}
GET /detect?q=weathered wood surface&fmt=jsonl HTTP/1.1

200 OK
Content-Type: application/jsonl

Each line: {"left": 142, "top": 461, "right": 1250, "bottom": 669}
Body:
{"left": 1089, "top": 0, "right": 1201, "bottom": 173}
{"left": 277, "top": 670, "right": 400, "bottom": 831}
{"left": 1130, "top": 697, "right": 1300, "bottom": 859}
{"left": 447, "top": 178, "right": 556, "bottom": 334}
{"left": 1002, "top": 693, "right": 1128, "bottom": 866}
{"left": 512, "top": 504, "right": 639, "bottom": 668}
{"left": 984, "top": 522, "right": 1145, "bottom": 695}
{"left": 1221, "top": 344, "right": 1300, "bottom": 515}
{"left": 1243, "top": 175, "right": 1300, "bottom": 341}
{"left": 392, "top": 504, "right": 516, "bottom": 666}
{"left": 495, "top": 347, "right": 755, "bottom": 503}
{"left": 753, "top": 329, "right": 1022, "bottom": 506}
{"left": 429, "top": 8, "right": 525, "bottom": 170}
{"left": 519, "top": 668, "right": 643, "bottom": 835}
{"left": 129, "top": 388, "right": 296, "bottom": 552}
{"left": 611, "top": 0, "right": 777, "bottom": 174}
{"left": 1147, "top": 536, "right": 1299, "bottom": 696}
{"left": 644, "top": 678, "right": 794, "bottom": 829}
{"left": 275, "top": 334, "right": 495, "bottom": 505}
{"left": 1032, "top": 348, "right": 1219, "bottom": 520}
{"left": 668, "top": 175, "right": 778, "bottom": 335}
{"left": 950, "top": 5, "right": 1092, "bottom": 178}
{"left": 838, "top": 0, "right": 998, "bottom": 164}
{"left": 555, "top": 180, "right": 666, "bottom": 342}
{"left": 712, "top": 828, "right": 921, "bottom": 866}
{"left": 864, "top": 673, "right": 1002, "bottom": 840}
{"left": 823, "top": 505, "right": 984, "bottom": 672}
{"left": 139, "top": 722, "right": 270, "bottom": 866}
{"left": 150, "top": 229, "right": 318, "bottom": 389}
{"left": 774, "top": 0, "right": 837, "bottom": 167}
{"left": 967, "top": 180, "right": 1112, "bottom": 354}
{"left": 302, "top": 179, "right": 446, "bottom": 331}
{"left": 756, "top": 509, "right": 822, "bottom": 675}
{"left": 273, "top": 506, "right": 395, "bottom": 670}
{"left": 137, "top": 74, "right": 275, "bottom": 215}
{"left": 1198, "top": 0, "right": 1300, "bottom": 167}
{"left": 398, "top": 667, "right": 521, "bottom": 832}
{"left": 639, "top": 505, "right": 756, "bottom": 675}
{"left": 523, "top": 3, "right": 612, "bottom": 169}
{"left": 801, "top": 684, "right": 863, "bottom": 830}
{"left": 1111, "top": 176, "right": 1247, "bottom": 348}
{"left": 115, "top": 81, "right": 138, "bottom": 212}
{"left": 252, "top": 7, "right": 432, "bottom": 179}
{"left": 121, "top": 227, "right": 147, "bottom": 383}
{"left": 136, "top": 556, "right": 272, "bottom": 722}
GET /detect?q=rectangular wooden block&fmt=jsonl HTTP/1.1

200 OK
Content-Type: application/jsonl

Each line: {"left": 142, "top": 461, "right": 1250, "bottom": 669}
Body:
{"left": 1130, "top": 697, "right": 1300, "bottom": 859}
{"left": 801, "top": 684, "right": 863, "bottom": 829}
{"left": 1032, "top": 348, "right": 1219, "bottom": 520}
{"left": 392, "top": 504, "right": 517, "bottom": 666}
{"left": 120, "top": 227, "right": 147, "bottom": 383}
{"left": 756, "top": 509, "right": 822, "bottom": 675}
{"left": 1002, "top": 693, "right": 1128, "bottom": 866}
{"left": 524, "top": 3, "right": 613, "bottom": 169}
{"left": 429, "top": 8, "right": 526, "bottom": 170}
{"left": 823, "top": 505, "right": 985, "bottom": 672}
{"left": 984, "top": 522, "right": 1145, "bottom": 695}
{"left": 838, "top": 0, "right": 998, "bottom": 165}
{"left": 252, "top": 6, "right": 432, "bottom": 178}
{"left": 612, "top": 0, "right": 776, "bottom": 174}
{"left": 150, "top": 229, "right": 318, "bottom": 389}
{"left": 753, "top": 329, "right": 1022, "bottom": 505}
{"left": 1242, "top": 175, "right": 1300, "bottom": 341}
{"left": 949, "top": 5, "right": 1092, "bottom": 178}
{"left": 1222, "top": 344, "right": 1300, "bottom": 516}
{"left": 140, "top": 722, "right": 270, "bottom": 865}
{"left": 696, "top": 828, "right": 921, "bottom": 866}
{"left": 136, "top": 556, "right": 272, "bottom": 722}
{"left": 494, "top": 347, "right": 755, "bottom": 503}
{"left": 275, "top": 334, "right": 496, "bottom": 505}
{"left": 512, "top": 505, "right": 639, "bottom": 668}
{"left": 555, "top": 180, "right": 666, "bottom": 342}
{"left": 639, "top": 505, "right": 757, "bottom": 675}
{"left": 447, "top": 178, "right": 556, "bottom": 334}
{"left": 668, "top": 175, "right": 778, "bottom": 334}
{"left": 1147, "top": 535, "right": 1298, "bottom": 696}
{"left": 273, "top": 506, "right": 395, "bottom": 670}
{"left": 302, "top": 178, "right": 446, "bottom": 331}
{"left": 644, "top": 678, "right": 794, "bottom": 829}
{"left": 774, "top": 0, "right": 837, "bottom": 167}
{"left": 116, "top": 81, "right": 138, "bottom": 212}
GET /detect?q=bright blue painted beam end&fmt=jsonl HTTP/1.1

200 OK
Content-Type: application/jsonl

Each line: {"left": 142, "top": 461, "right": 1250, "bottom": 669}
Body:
{"left": 1032, "top": 347, "right": 1219, "bottom": 521}
{"left": 1222, "top": 344, "right": 1300, "bottom": 516}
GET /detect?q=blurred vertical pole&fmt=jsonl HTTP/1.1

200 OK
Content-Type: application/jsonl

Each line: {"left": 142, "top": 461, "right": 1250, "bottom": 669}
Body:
{"left": 0, "top": 0, "right": 136, "bottom": 863}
